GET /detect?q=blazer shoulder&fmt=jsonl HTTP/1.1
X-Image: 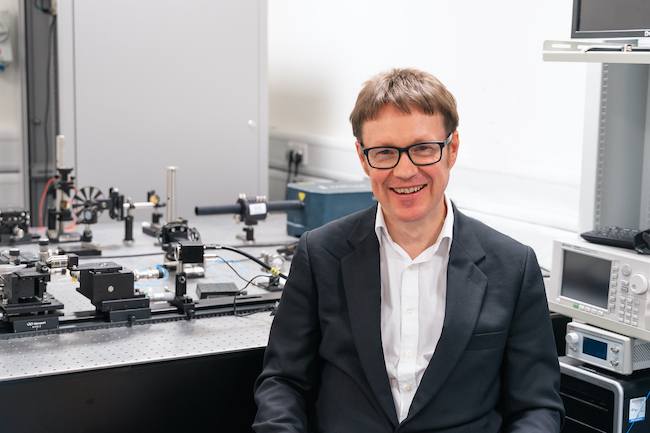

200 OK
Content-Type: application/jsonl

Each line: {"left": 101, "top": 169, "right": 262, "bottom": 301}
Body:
{"left": 303, "top": 204, "right": 377, "bottom": 247}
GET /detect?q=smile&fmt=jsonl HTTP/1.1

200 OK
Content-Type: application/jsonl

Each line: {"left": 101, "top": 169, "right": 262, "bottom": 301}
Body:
{"left": 392, "top": 185, "right": 425, "bottom": 194}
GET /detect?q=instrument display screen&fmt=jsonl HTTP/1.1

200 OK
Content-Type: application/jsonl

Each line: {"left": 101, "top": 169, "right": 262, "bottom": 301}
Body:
{"left": 561, "top": 250, "right": 611, "bottom": 310}
{"left": 583, "top": 337, "right": 608, "bottom": 360}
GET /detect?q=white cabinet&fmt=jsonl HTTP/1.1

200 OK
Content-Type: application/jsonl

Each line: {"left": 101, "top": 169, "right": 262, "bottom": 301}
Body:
{"left": 57, "top": 0, "right": 268, "bottom": 220}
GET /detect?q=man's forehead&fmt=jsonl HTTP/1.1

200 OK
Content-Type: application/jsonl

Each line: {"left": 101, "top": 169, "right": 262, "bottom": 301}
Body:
{"left": 361, "top": 106, "right": 444, "bottom": 142}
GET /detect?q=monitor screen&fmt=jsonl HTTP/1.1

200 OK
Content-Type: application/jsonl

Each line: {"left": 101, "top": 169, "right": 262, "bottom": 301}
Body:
{"left": 560, "top": 249, "right": 611, "bottom": 309}
{"left": 572, "top": 0, "right": 650, "bottom": 39}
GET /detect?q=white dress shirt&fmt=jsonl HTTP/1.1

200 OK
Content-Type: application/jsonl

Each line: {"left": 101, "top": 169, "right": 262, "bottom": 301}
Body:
{"left": 374, "top": 195, "right": 454, "bottom": 422}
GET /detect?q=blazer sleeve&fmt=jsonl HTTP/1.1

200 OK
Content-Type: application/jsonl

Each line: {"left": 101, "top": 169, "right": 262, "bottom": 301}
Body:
{"left": 252, "top": 232, "right": 322, "bottom": 433}
{"left": 500, "top": 246, "right": 565, "bottom": 432}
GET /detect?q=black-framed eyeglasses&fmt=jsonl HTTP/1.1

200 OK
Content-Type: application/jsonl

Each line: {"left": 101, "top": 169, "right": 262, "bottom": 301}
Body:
{"left": 359, "top": 132, "right": 453, "bottom": 169}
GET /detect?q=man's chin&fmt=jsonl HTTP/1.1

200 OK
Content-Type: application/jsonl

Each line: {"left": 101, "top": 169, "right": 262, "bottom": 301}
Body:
{"left": 385, "top": 207, "right": 430, "bottom": 225}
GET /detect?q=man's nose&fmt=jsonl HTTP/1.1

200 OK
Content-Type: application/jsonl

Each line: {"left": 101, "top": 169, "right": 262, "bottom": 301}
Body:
{"left": 392, "top": 152, "right": 418, "bottom": 178}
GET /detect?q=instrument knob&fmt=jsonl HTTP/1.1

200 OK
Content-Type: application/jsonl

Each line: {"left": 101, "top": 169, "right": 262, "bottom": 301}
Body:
{"left": 566, "top": 332, "right": 580, "bottom": 345}
{"left": 630, "top": 274, "right": 649, "bottom": 295}
{"left": 622, "top": 264, "right": 632, "bottom": 277}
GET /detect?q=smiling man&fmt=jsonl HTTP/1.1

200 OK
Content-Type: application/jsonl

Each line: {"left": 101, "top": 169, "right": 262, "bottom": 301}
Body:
{"left": 253, "top": 68, "right": 565, "bottom": 432}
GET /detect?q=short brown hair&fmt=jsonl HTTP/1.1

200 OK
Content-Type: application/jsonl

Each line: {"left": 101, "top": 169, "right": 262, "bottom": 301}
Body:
{"left": 349, "top": 68, "right": 459, "bottom": 142}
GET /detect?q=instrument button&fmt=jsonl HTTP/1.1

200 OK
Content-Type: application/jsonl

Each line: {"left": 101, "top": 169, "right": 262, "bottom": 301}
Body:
{"left": 622, "top": 264, "right": 632, "bottom": 276}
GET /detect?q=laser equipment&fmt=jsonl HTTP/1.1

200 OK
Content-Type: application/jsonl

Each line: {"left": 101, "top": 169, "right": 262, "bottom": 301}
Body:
{"left": 195, "top": 181, "right": 376, "bottom": 240}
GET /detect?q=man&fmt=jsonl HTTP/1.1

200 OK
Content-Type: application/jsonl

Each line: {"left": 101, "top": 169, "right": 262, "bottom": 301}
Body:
{"left": 253, "top": 68, "right": 564, "bottom": 432}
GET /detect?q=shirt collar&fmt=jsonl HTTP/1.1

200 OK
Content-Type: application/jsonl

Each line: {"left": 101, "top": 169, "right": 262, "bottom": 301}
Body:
{"left": 375, "top": 195, "right": 455, "bottom": 260}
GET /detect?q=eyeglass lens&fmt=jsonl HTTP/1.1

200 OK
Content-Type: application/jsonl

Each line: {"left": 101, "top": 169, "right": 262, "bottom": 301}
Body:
{"left": 367, "top": 143, "right": 441, "bottom": 168}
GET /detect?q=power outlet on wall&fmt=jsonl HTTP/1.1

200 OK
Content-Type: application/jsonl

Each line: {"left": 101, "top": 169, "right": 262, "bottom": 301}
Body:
{"left": 287, "top": 141, "right": 308, "bottom": 166}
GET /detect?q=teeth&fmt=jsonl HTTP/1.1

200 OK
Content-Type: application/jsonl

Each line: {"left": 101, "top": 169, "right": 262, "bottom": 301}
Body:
{"left": 393, "top": 185, "right": 424, "bottom": 194}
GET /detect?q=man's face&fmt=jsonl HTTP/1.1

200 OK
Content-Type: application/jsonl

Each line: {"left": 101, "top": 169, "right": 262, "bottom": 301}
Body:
{"left": 356, "top": 104, "right": 459, "bottom": 231}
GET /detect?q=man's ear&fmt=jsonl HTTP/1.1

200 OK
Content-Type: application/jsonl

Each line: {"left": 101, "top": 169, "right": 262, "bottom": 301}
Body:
{"left": 356, "top": 142, "right": 370, "bottom": 176}
{"left": 446, "top": 131, "right": 460, "bottom": 168}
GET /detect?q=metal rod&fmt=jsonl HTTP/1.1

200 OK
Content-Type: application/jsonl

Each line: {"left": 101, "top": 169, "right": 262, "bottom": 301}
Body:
{"left": 194, "top": 200, "right": 303, "bottom": 216}
{"left": 123, "top": 201, "right": 156, "bottom": 210}
{"left": 166, "top": 166, "right": 177, "bottom": 222}
{"left": 55, "top": 135, "right": 65, "bottom": 169}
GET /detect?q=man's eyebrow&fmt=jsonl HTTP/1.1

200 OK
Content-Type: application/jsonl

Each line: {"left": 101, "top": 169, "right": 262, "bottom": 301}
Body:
{"left": 369, "top": 138, "right": 438, "bottom": 148}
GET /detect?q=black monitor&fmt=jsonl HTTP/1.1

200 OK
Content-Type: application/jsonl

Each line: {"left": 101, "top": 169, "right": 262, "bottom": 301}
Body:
{"left": 572, "top": 0, "right": 650, "bottom": 40}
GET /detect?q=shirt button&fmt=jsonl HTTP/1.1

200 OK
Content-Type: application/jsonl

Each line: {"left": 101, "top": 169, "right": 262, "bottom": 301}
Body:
{"left": 406, "top": 307, "right": 414, "bottom": 314}
{"left": 405, "top": 350, "right": 412, "bottom": 358}
{"left": 404, "top": 385, "right": 413, "bottom": 392}
{"left": 408, "top": 264, "right": 415, "bottom": 270}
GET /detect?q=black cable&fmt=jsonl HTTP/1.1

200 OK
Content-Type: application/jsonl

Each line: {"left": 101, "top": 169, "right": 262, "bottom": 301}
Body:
{"left": 286, "top": 152, "right": 294, "bottom": 185}
{"left": 293, "top": 152, "right": 302, "bottom": 179}
{"left": 214, "top": 244, "right": 288, "bottom": 279}
{"left": 212, "top": 255, "right": 262, "bottom": 285}
{"left": 235, "top": 242, "right": 296, "bottom": 249}
{"left": 212, "top": 255, "right": 278, "bottom": 316}
{"left": 540, "top": 266, "right": 551, "bottom": 279}
{"left": 234, "top": 277, "right": 277, "bottom": 316}
{"left": 73, "top": 241, "right": 296, "bottom": 261}
{"left": 234, "top": 301, "right": 275, "bottom": 317}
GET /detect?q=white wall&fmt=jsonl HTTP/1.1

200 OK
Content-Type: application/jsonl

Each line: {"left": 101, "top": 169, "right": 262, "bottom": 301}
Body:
{"left": 267, "top": 0, "right": 586, "bottom": 245}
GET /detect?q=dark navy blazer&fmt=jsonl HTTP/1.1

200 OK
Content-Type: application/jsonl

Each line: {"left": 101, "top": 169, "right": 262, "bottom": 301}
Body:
{"left": 253, "top": 204, "right": 565, "bottom": 432}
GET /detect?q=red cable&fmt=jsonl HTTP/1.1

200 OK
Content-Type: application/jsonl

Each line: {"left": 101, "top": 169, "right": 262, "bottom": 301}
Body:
{"left": 39, "top": 177, "right": 56, "bottom": 228}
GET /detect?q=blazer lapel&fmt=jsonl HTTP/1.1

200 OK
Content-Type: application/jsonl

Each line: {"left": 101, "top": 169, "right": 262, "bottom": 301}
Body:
{"left": 341, "top": 205, "right": 399, "bottom": 427}
{"left": 407, "top": 207, "right": 488, "bottom": 420}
